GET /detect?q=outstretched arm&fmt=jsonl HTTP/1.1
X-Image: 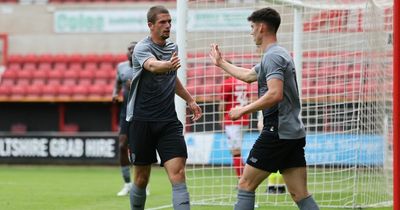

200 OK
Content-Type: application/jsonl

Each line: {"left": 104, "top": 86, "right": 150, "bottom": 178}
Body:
{"left": 175, "top": 78, "right": 202, "bottom": 121}
{"left": 209, "top": 44, "right": 258, "bottom": 83}
{"left": 143, "top": 52, "right": 181, "bottom": 74}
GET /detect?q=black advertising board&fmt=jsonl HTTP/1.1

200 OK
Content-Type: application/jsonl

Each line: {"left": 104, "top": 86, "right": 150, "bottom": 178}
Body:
{"left": 0, "top": 132, "right": 118, "bottom": 165}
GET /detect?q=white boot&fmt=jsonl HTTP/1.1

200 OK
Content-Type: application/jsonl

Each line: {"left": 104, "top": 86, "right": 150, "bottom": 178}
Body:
{"left": 146, "top": 184, "right": 150, "bottom": 196}
{"left": 117, "top": 183, "right": 132, "bottom": 196}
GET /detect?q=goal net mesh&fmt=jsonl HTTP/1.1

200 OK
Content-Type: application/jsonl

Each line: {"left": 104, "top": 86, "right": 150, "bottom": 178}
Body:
{"left": 183, "top": 0, "right": 394, "bottom": 208}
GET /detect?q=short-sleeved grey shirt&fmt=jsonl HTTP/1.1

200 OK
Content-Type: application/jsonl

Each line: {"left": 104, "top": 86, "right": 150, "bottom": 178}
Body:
{"left": 255, "top": 44, "right": 305, "bottom": 139}
{"left": 112, "top": 61, "right": 134, "bottom": 98}
{"left": 126, "top": 36, "right": 178, "bottom": 122}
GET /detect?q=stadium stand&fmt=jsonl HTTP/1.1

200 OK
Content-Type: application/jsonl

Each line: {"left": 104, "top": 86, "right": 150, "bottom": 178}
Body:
{"left": 0, "top": 51, "right": 369, "bottom": 102}
{"left": 0, "top": 53, "right": 130, "bottom": 102}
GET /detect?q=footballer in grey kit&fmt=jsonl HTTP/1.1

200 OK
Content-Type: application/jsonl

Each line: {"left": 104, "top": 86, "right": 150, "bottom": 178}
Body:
{"left": 112, "top": 42, "right": 136, "bottom": 197}
{"left": 255, "top": 44, "right": 306, "bottom": 140}
{"left": 126, "top": 5, "right": 202, "bottom": 210}
{"left": 209, "top": 7, "right": 319, "bottom": 210}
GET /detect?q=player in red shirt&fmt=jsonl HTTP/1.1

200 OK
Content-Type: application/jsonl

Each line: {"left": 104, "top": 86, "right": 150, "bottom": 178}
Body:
{"left": 219, "top": 73, "right": 251, "bottom": 178}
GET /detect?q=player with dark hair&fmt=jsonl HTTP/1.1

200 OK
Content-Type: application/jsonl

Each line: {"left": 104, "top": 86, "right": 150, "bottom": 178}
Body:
{"left": 112, "top": 41, "right": 137, "bottom": 197}
{"left": 126, "top": 5, "right": 202, "bottom": 210}
{"left": 209, "top": 7, "right": 320, "bottom": 210}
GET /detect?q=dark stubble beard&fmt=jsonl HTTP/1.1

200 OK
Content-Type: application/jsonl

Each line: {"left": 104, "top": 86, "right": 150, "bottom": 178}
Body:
{"left": 161, "top": 34, "right": 169, "bottom": 40}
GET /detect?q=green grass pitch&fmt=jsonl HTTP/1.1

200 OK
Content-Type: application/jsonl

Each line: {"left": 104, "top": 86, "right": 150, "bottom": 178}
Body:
{"left": 0, "top": 165, "right": 392, "bottom": 210}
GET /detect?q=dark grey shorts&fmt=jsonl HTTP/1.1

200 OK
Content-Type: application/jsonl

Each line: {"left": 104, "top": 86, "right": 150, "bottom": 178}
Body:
{"left": 128, "top": 120, "right": 187, "bottom": 166}
{"left": 246, "top": 125, "right": 306, "bottom": 173}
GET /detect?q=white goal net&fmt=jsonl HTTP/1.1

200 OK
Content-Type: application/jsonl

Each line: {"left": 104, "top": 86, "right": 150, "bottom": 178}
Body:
{"left": 182, "top": 0, "right": 394, "bottom": 208}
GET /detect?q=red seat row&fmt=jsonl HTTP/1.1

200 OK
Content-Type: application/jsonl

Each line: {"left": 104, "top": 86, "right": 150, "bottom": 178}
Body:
{"left": 1, "top": 68, "right": 115, "bottom": 86}
{"left": 8, "top": 61, "right": 115, "bottom": 72}
{"left": 7, "top": 53, "right": 126, "bottom": 66}
{"left": 0, "top": 84, "right": 114, "bottom": 100}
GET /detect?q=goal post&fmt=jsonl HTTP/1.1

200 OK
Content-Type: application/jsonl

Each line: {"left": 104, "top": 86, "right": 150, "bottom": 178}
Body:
{"left": 179, "top": 0, "right": 395, "bottom": 209}
{"left": 393, "top": 0, "right": 399, "bottom": 209}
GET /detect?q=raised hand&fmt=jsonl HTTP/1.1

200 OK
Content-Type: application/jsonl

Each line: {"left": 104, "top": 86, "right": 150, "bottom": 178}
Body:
{"left": 169, "top": 51, "right": 181, "bottom": 71}
{"left": 209, "top": 43, "right": 223, "bottom": 66}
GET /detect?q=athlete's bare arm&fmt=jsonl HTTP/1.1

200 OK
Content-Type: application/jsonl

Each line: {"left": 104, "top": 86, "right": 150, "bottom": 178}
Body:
{"left": 175, "top": 78, "right": 202, "bottom": 121}
{"left": 209, "top": 44, "right": 257, "bottom": 83}
{"left": 143, "top": 51, "right": 181, "bottom": 74}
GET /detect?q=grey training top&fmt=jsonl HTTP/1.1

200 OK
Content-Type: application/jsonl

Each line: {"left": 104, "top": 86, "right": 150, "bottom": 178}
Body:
{"left": 255, "top": 44, "right": 306, "bottom": 139}
{"left": 126, "top": 36, "right": 178, "bottom": 122}
{"left": 112, "top": 61, "right": 134, "bottom": 99}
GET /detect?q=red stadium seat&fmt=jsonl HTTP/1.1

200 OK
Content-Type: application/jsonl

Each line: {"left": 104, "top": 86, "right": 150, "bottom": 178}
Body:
{"left": 186, "top": 68, "right": 206, "bottom": 84}
{"left": 84, "top": 62, "right": 98, "bottom": 71}
{"left": 47, "top": 69, "right": 64, "bottom": 86}
{"left": 99, "top": 53, "right": 115, "bottom": 63}
{"left": 22, "top": 62, "right": 37, "bottom": 71}
{"left": 72, "top": 85, "right": 88, "bottom": 100}
{"left": 54, "top": 62, "right": 68, "bottom": 71}
{"left": 16, "top": 69, "right": 33, "bottom": 86}
{"left": 186, "top": 68, "right": 197, "bottom": 78}
{"left": 53, "top": 54, "right": 68, "bottom": 63}
{"left": 329, "top": 84, "right": 346, "bottom": 94}
{"left": 24, "top": 54, "right": 38, "bottom": 64}
{"left": 57, "top": 85, "right": 72, "bottom": 99}
{"left": 99, "top": 62, "right": 114, "bottom": 71}
{"left": 108, "top": 69, "right": 117, "bottom": 81}
{"left": 37, "top": 54, "right": 54, "bottom": 64}
{"left": 94, "top": 70, "right": 109, "bottom": 85}
{"left": 63, "top": 69, "right": 79, "bottom": 86}
{"left": 79, "top": 69, "right": 95, "bottom": 86}
{"left": 193, "top": 85, "right": 208, "bottom": 96}
{"left": 303, "top": 62, "right": 317, "bottom": 78}
{"left": 38, "top": 62, "right": 52, "bottom": 71}
{"left": 0, "top": 85, "right": 11, "bottom": 99}
{"left": 114, "top": 54, "right": 127, "bottom": 64}
{"left": 99, "top": 63, "right": 114, "bottom": 72}
{"left": 1, "top": 70, "right": 17, "bottom": 86}
{"left": 83, "top": 54, "right": 100, "bottom": 63}
{"left": 68, "top": 53, "right": 83, "bottom": 64}
{"left": 104, "top": 84, "right": 114, "bottom": 96}
{"left": 26, "top": 84, "right": 43, "bottom": 98}
{"left": 10, "top": 85, "right": 26, "bottom": 100}
{"left": 41, "top": 84, "right": 59, "bottom": 99}
{"left": 69, "top": 62, "right": 84, "bottom": 71}
{"left": 186, "top": 78, "right": 201, "bottom": 95}
{"left": 187, "top": 77, "right": 203, "bottom": 86}
{"left": 88, "top": 84, "right": 105, "bottom": 99}
{"left": 7, "top": 63, "right": 22, "bottom": 71}
{"left": 302, "top": 79, "right": 317, "bottom": 96}
{"left": 316, "top": 80, "right": 329, "bottom": 95}
{"left": 7, "top": 54, "right": 24, "bottom": 65}
{"left": 32, "top": 70, "right": 49, "bottom": 86}
{"left": 345, "top": 81, "right": 361, "bottom": 93}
